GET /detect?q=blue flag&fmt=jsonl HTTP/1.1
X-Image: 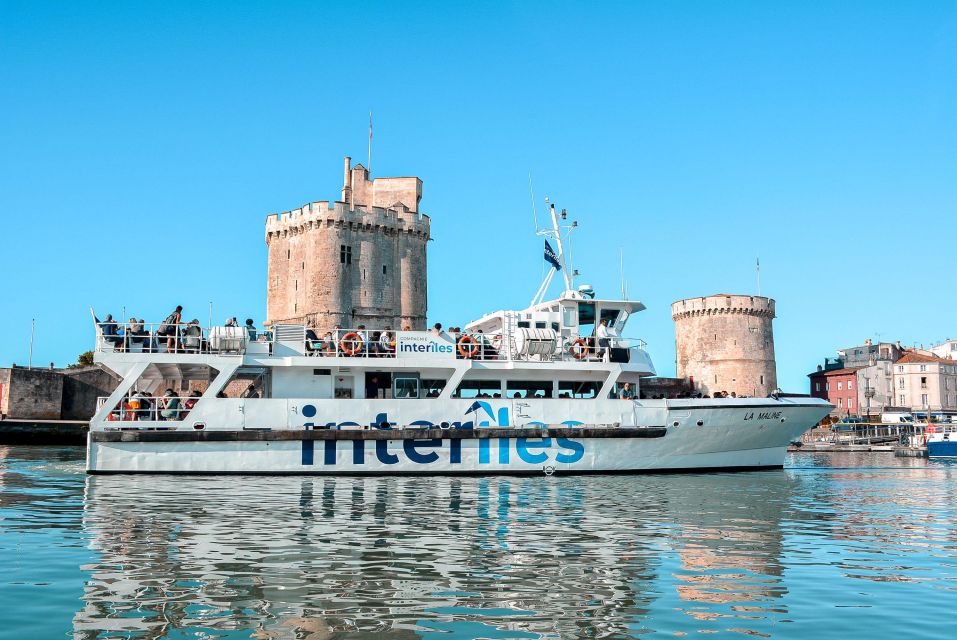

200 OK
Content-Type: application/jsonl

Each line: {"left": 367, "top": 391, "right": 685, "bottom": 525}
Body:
{"left": 544, "top": 240, "right": 562, "bottom": 270}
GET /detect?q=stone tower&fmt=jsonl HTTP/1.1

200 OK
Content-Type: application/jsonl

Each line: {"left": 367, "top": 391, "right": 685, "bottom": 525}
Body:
{"left": 265, "top": 157, "right": 430, "bottom": 330}
{"left": 671, "top": 294, "right": 777, "bottom": 397}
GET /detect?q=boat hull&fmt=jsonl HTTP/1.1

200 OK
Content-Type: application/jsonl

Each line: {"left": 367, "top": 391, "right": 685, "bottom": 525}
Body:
{"left": 926, "top": 440, "right": 957, "bottom": 458}
{"left": 87, "top": 400, "right": 830, "bottom": 474}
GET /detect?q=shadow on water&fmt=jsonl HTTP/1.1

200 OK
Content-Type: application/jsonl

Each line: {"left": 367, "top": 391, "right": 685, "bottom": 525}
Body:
{"left": 2, "top": 447, "right": 956, "bottom": 639}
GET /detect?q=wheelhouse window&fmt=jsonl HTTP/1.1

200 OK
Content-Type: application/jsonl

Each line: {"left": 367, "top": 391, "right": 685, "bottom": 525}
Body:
{"left": 558, "top": 381, "right": 600, "bottom": 399}
{"left": 506, "top": 380, "right": 553, "bottom": 399}
{"left": 453, "top": 379, "right": 502, "bottom": 398}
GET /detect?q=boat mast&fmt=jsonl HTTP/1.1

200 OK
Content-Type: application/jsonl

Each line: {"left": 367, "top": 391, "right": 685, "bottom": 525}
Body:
{"left": 530, "top": 199, "right": 576, "bottom": 306}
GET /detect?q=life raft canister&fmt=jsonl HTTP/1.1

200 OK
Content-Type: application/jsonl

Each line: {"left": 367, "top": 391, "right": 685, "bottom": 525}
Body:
{"left": 339, "top": 332, "right": 363, "bottom": 356}
{"left": 457, "top": 335, "right": 479, "bottom": 358}
{"left": 569, "top": 338, "right": 589, "bottom": 360}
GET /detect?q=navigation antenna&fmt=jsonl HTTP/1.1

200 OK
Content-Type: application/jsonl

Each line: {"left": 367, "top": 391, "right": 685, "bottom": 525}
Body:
{"left": 530, "top": 197, "right": 578, "bottom": 306}
{"left": 619, "top": 248, "right": 628, "bottom": 300}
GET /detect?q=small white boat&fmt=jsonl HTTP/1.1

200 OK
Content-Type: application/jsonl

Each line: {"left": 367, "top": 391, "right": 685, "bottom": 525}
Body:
{"left": 87, "top": 204, "right": 830, "bottom": 475}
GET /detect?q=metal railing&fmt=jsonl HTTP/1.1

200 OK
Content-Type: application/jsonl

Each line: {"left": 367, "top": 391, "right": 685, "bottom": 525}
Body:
{"left": 304, "top": 329, "right": 647, "bottom": 363}
{"left": 97, "top": 395, "right": 201, "bottom": 422}
{"left": 94, "top": 320, "right": 267, "bottom": 355}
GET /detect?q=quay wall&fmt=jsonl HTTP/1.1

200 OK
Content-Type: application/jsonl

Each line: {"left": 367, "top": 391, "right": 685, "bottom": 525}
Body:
{"left": 0, "top": 365, "right": 117, "bottom": 421}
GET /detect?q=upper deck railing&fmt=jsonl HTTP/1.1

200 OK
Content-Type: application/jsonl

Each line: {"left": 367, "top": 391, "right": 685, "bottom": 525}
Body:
{"left": 94, "top": 320, "right": 263, "bottom": 355}
{"left": 94, "top": 319, "right": 648, "bottom": 364}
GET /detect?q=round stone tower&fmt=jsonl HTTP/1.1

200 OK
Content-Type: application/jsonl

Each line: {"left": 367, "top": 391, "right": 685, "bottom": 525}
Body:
{"left": 671, "top": 294, "right": 777, "bottom": 398}
{"left": 264, "top": 157, "right": 429, "bottom": 331}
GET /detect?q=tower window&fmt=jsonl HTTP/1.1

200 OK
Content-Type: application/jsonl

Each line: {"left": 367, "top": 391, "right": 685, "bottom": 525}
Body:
{"left": 287, "top": 249, "right": 290, "bottom": 259}
{"left": 383, "top": 265, "right": 387, "bottom": 275}
{"left": 340, "top": 245, "right": 352, "bottom": 265}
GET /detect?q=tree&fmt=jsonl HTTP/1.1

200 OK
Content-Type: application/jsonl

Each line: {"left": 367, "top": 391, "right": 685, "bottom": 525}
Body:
{"left": 77, "top": 351, "right": 94, "bottom": 366}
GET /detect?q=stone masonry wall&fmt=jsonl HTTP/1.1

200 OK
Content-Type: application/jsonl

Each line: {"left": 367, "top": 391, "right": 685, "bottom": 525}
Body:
{"left": 672, "top": 295, "right": 777, "bottom": 398}
{"left": 265, "top": 159, "right": 429, "bottom": 332}
{"left": 0, "top": 367, "right": 64, "bottom": 420}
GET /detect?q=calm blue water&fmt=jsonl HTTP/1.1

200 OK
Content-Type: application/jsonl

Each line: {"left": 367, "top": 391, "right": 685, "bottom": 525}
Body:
{"left": 1, "top": 447, "right": 955, "bottom": 639}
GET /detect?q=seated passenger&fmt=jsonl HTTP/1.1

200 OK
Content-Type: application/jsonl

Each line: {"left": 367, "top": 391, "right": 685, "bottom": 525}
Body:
{"left": 619, "top": 382, "right": 635, "bottom": 399}
{"left": 159, "top": 389, "right": 181, "bottom": 421}
{"left": 183, "top": 391, "right": 201, "bottom": 413}
{"left": 305, "top": 329, "right": 320, "bottom": 354}
{"left": 183, "top": 319, "right": 203, "bottom": 352}
{"left": 240, "top": 383, "right": 260, "bottom": 399}
{"left": 134, "top": 317, "right": 152, "bottom": 350}
{"left": 245, "top": 318, "right": 257, "bottom": 341}
{"left": 379, "top": 328, "right": 395, "bottom": 355}
{"left": 96, "top": 314, "right": 123, "bottom": 347}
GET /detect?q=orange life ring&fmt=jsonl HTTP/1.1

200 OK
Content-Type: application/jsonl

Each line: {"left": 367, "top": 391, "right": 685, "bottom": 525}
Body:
{"left": 458, "top": 335, "right": 479, "bottom": 358}
{"left": 339, "top": 332, "right": 363, "bottom": 356}
{"left": 569, "top": 338, "right": 589, "bottom": 360}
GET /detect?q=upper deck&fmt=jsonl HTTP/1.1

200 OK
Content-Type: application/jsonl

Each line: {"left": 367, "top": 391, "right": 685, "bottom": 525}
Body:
{"left": 93, "top": 319, "right": 654, "bottom": 371}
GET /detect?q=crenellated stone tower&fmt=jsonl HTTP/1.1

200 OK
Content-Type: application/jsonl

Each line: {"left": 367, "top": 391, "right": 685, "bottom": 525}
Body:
{"left": 671, "top": 294, "right": 777, "bottom": 398}
{"left": 265, "top": 157, "right": 430, "bottom": 331}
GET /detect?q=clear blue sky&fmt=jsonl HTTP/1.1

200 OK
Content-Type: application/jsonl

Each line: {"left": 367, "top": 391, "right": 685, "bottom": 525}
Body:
{"left": 1, "top": 1, "right": 955, "bottom": 392}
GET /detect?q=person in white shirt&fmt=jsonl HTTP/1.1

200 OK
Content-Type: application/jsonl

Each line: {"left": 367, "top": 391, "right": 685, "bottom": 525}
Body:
{"left": 596, "top": 319, "right": 612, "bottom": 361}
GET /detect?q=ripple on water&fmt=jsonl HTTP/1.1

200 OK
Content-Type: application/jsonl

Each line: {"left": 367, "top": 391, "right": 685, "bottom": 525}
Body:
{"left": 1, "top": 447, "right": 956, "bottom": 639}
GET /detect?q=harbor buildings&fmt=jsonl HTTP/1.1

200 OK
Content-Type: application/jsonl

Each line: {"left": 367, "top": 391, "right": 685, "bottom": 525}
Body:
{"left": 929, "top": 339, "right": 957, "bottom": 361}
{"left": 892, "top": 352, "right": 957, "bottom": 411}
{"left": 809, "top": 340, "right": 957, "bottom": 416}
{"left": 808, "top": 367, "right": 860, "bottom": 416}
{"left": 265, "top": 157, "right": 430, "bottom": 331}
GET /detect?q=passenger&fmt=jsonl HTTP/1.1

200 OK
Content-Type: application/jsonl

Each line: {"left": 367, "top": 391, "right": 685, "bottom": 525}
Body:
{"left": 240, "top": 383, "right": 260, "bottom": 399}
{"left": 159, "top": 389, "right": 181, "bottom": 421}
{"left": 596, "top": 319, "right": 611, "bottom": 361}
{"left": 131, "top": 316, "right": 151, "bottom": 351}
{"left": 355, "top": 325, "right": 369, "bottom": 356}
{"left": 430, "top": 323, "right": 444, "bottom": 337}
{"left": 216, "top": 390, "right": 227, "bottom": 398}
{"left": 97, "top": 314, "right": 123, "bottom": 347}
{"left": 305, "top": 328, "right": 320, "bottom": 354}
{"left": 322, "top": 331, "right": 335, "bottom": 356}
{"left": 183, "top": 390, "right": 201, "bottom": 412}
{"left": 245, "top": 318, "right": 257, "bottom": 342}
{"left": 379, "top": 328, "right": 395, "bottom": 355}
{"left": 619, "top": 382, "right": 635, "bottom": 399}
{"left": 225, "top": 317, "right": 237, "bottom": 327}
{"left": 183, "top": 319, "right": 203, "bottom": 352}
{"left": 158, "top": 306, "right": 183, "bottom": 352}
{"left": 402, "top": 324, "right": 412, "bottom": 332}
{"left": 730, "top": 391, "right": 737, "bottom": 398}
{"left": 132, "top": 389, "right": 152, "bottom": 420}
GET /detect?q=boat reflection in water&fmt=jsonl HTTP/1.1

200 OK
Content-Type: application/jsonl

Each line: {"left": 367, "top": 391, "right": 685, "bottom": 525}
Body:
{"left": 74, "top": 472, "right": 807, "bottom": 638}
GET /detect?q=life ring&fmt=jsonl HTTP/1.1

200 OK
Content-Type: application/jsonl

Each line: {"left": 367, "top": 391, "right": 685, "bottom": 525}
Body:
{"left": 457, "top": 335, "right": 479, "bottom": 358}
{"left": 569, "top": 338, "right": 589, "bottom": 360}
{"left": 339, "top": 332, "right": 363, "bottom": 356}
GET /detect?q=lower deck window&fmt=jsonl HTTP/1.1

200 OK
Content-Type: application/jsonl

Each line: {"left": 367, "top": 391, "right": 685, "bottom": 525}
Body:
{"left": 453, "top": 379, "right": 502, "bottom": 398}
{"left": 422, "top": 379, "right": 447, "bottom": 398}
{"left": 506, "top": 380, "right": 553, "bottom": 399}
{"left": 559, "top": 381, "right": 600, "bottom": 399}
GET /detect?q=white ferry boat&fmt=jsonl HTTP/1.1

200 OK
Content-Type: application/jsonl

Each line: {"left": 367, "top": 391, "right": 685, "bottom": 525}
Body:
{"left": 87, "top": 207, "right": 830, "bottom": 475}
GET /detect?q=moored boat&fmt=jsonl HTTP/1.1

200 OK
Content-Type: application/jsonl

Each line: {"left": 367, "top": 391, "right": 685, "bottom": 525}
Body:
{"left": 86, "top": 203, "right": 830, "bottom": 475}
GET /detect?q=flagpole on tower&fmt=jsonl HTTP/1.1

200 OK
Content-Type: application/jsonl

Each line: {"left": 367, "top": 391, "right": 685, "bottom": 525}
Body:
{"left": 756, "top": 257, "right": 761, "bottom": 296}
{"left": 368, "top": 111, "right": 373, "bottom": 175}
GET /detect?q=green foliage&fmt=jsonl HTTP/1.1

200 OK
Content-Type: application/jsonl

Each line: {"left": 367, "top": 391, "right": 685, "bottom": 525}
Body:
{"left": 77, "top": 350, "right": 94, "bottom": 366}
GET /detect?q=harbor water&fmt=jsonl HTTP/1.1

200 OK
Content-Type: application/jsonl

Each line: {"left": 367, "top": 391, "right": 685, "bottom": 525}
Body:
{"left": 1, "top": 447, "right": 954, "bottom": 639}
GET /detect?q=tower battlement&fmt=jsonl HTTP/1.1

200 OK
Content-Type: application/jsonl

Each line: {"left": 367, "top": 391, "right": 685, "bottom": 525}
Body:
{"left": 265, "top": 200, "right": 430, "bottom": 244}
{"left": 265, "top": 157, "right": 430, "bottom": 331}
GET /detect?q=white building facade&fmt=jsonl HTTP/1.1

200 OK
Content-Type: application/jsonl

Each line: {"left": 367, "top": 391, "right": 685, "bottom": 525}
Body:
{"left": 892, "top": 352, "right": 957, "bottom": 411}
